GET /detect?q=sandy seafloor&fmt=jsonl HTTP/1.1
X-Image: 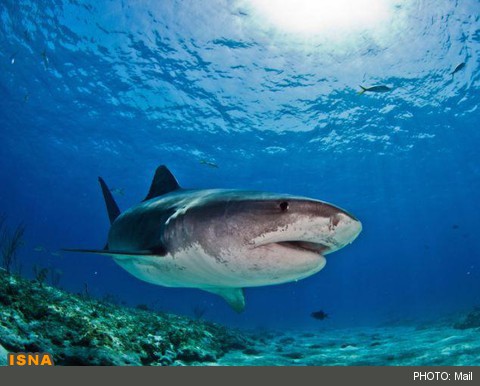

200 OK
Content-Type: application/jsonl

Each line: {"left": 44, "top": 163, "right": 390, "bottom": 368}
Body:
{"left": 216, "top": 325, "right": 480, "bottom": 366}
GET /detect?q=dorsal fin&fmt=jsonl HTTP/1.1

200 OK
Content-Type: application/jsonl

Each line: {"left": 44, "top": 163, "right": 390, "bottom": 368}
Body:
{"left": 98, "top": 177, "right": 121, "bottom": 224}
{"left": 143, "top": 165, "right": 180, "bottom": 201}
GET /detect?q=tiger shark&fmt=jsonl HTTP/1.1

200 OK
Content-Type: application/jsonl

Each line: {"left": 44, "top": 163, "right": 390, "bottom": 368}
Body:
{"left": 65, "top": 165, "right": 362, "bottom": 312}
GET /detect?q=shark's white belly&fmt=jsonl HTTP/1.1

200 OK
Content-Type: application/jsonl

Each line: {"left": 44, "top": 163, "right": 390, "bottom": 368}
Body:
{"left": 112, "top": 243, "right": 326, "bottom": 289}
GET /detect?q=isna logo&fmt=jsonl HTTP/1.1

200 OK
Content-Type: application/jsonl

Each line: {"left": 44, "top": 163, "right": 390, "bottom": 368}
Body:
{"left": 8, "top": 352, "right": 54, "bottom": 366}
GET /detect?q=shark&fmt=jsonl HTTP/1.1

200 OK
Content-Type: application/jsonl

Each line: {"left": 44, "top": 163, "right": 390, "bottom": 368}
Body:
{"left": 65, "top": 165, "right": 362, "bottom": 311}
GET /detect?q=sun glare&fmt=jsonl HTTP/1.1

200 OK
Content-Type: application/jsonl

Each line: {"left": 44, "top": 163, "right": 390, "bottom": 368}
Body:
{"left": 249, "top": 0, "right": 394, "bottom": 36}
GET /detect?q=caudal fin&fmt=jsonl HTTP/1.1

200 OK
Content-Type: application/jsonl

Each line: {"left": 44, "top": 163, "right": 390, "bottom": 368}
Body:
{"left": 98, "top": 177, "right": 121, "bottom": 224}
{"left": 357, "top": 85, "right": 367, "bottom": 95}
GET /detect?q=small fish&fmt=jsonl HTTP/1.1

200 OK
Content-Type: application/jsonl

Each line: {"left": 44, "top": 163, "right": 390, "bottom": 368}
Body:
{"left": 451, "top": 62, "right": 465, "bottom": 76}
{"left": 10, "top": 51, "right": 18, "bottom": 64}
{"left": 110, "top": 187, "right": 125, "bottom": 196}
{"left": 311, "top": 310, "right": 329, "bottom": 320}
{"left": 23, "top": 93, "right": 30, "bottom": 103}
{"left": 358, "top": 85, "right": 392, "bottom": 95}
{"left": 34, "top": 246, "right": 47, "bottom": 252}
{"left": 51, "top": 251, "right": 62, "bottom": 257}
{"left": 200, "top": 159, "right": 219, "bottom": 168}
{"left": 452, "top": 224, "right": 459, "bottom": 229}
{"left": 41, "top": 48, "right": 49, "bottom": 67}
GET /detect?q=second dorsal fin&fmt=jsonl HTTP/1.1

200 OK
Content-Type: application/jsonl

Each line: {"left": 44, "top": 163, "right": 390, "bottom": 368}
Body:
{"left": 143, "top": 165, "right": 181, "bottom": 201}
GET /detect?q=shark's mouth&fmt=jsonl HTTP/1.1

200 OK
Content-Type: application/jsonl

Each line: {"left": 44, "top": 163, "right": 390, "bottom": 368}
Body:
{"left": 271, "top": 241, "right": 330, "bottom": 254}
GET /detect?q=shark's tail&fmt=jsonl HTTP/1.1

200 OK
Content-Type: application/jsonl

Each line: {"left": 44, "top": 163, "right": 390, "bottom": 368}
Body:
{"left": 357, "top": 85, "right": 367, "bottom": 95}
{"left": 98, "top": 177, "right": 121, "bottom": 225}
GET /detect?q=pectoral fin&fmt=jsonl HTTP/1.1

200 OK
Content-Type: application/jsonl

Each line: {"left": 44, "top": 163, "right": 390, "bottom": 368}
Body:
{"left": 203, "top": 287, "right": 245, "bottom": 312}
{"left": 62, "top": 248, "right": 167, "bottom": 256}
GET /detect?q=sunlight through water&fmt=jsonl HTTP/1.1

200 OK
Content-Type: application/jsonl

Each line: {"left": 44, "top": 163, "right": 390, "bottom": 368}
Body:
{"left": 249, "top": 0, "right": 397, "bottom": 37}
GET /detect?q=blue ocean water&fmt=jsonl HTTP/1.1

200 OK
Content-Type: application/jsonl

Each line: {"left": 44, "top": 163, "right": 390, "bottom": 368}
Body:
{"left": 0, "top": 0, "right": 479, "bottom": 332}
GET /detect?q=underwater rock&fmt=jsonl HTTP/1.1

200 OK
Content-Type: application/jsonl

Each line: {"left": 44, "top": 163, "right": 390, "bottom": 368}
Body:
{"left": 176, "top": 347, "right": 216, "bottom": 363}
{"left": 243, "top": 347, "right": 262, "bottom": 356}
{"left": 278, "top": 337, "right": 295, "bottom": 345}
{"left": 0, "top": 271, "right": 249, "bottom": 366}
{"left": 0, "top": 344, "right": 7, "bottom": 366}
{"left": 301, "top": 332, "right": 315, "bottom": 338}
{"left": 283, "top": 352, "right": 304, "bottom": 360}
{"left": 453, "top": 307, "right": 480, "bottom": 330}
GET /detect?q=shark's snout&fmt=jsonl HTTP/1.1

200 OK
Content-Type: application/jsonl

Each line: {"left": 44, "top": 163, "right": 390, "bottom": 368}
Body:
{"left": 325, "top": 212, "right": 362, "bottom": 253}
{"left": 249, "top": 199, "right": 361, "bottom": 257}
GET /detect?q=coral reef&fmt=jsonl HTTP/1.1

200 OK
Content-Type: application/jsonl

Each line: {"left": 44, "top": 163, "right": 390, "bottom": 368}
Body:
{"left": 1, "top": 269, "right": 480, "bottom": 366}
{"left": 0, "top": 214, "right": 25, "bottom": 274}
{"left": 0, "top": 270, "right": 249, "bottom": 365}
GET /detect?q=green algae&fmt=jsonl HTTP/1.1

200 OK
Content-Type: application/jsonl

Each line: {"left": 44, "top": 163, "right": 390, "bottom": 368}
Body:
{"left": 0, "top": 270, "right": 249, "bottom": 365}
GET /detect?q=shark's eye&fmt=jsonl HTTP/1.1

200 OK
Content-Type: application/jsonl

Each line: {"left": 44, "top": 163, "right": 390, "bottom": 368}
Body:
{"left": 279, "top": 201, "right": 289, "bottom": 212}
